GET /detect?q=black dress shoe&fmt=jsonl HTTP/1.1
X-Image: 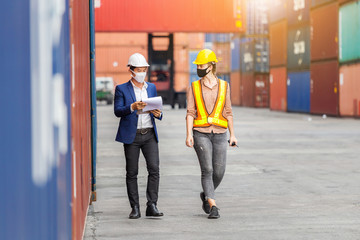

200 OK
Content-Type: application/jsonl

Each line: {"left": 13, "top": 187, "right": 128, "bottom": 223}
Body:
{"left": 208, "top": 206, "right": 220, "bottom": 219}
{"left": 200, "top": 192, "right": 210, "bottom": 214}
{"left": 129, "top": 206, "right": 141, "bottom": 219}
{"left": 146, "top": 203, "right": 164, "bottom": 217}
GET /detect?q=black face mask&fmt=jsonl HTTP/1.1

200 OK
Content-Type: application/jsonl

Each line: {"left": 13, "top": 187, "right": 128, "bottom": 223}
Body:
{"left": 197, "top": 66, "right": 211, "bottom": 78}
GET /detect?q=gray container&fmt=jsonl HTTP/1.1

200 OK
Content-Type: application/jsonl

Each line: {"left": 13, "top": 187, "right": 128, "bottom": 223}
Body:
{"left": 287, "top": 25, "right": 310, "bottom": 70}
{"left": 241, "top": 38, "right": 269, "bottom": 73}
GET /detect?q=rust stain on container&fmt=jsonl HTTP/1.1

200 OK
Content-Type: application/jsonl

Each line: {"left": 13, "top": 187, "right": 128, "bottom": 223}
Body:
{"left": 339, "top": 63, "right": 360, "bottom": 117}
{"left": 230, "top": 71, "right": 242, "bottom": 106}
{"left": 310, "top": 1, "right": 338, "bottom": 61}
{"left": 310, "top": 60, "right": 339, "bottom": 115}
{"left": 270, "top": 67, "right": 287, "bottom": 111}
{"left": 270, "top": 20, "right": 287, "bottom": 67}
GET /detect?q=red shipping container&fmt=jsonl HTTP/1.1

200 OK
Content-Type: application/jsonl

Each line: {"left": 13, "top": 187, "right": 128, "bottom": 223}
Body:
{"left": 174, "top": 46, "right": 189, "bottom": 72}
{"left": 174, "top": 72, "right": 190, "bottom": 92}
{"left": 96, "top": 46, "right": 148, "bottom": 73}
{"left": 241, "top": 73, "right": 255, "bottom": 107}
{"left": 95, "top": 0, "right": 246, "bottom": 33}
{"left": 70, "top": 0, "right": 92, "bottom": 239}
{"left": 339, "top": 63, "right": 360, "bottom": 117}
{"left": 254, "top": 74, "right": 270, "bottom": 108}
{"left": 213, "top": 43, "right": 231, "bottom": 73}
{"left": 310, "top": 60, "right": 339, "bottom": 115}
{"left": 270, "top": 67, "right": 287, "bottom": 111}
{"left": 310, "top": 1, "right": 338, "bottom": 61}
{"left": 95, "top": 32, "right": 147, "bottom": 46}
{"left": 270, "top": 20, "right": 287, "bottom": 67}
{"left": 241, "top": 73, "right": 269, "bottom": 107}
{"left": 174, "top": 33, "right": 190, "bottom": 46}
{"left": 230, "top": 71, "right": 242, "bottom": 106}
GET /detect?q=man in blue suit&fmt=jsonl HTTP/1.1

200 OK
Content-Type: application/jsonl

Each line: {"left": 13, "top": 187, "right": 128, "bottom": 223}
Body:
{"left": 114, "top": 53, "right": 164, "bottom": 219}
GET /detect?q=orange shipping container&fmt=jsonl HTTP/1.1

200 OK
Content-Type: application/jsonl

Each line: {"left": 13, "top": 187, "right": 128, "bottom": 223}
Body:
{"left": 188, "top": 33, "right": 205, "bottom": 49}
{"left": 270, "top": 20, "right": 287, "bottom": 67}
{"left": 270, "top": 67, "right": 287, "bottom": 111}
{"left": 95, "top": 32, "right": 147, "bottom": 46}
{"left": 213, "top": 43, "right": 231, "bottom": 73}
{"left": 174, "top": 46, "right": 189, "bottom": 72}
{"left": 230, "top": 72, "right": 241, "bottom": 106}
{"left": 174, "top": 72, "right": 190, "bottom": 92}
{"left": 174, "top": 33, "right": 190, "bottom": 46}
{"left": 339, "top": 64, "right": 360, "bottom": 117}
{"left": 96, "top": 46, "right": 147, "bottom": 73}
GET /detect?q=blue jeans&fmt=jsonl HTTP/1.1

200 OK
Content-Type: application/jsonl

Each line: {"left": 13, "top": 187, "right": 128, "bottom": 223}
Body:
{"left": 193, "top": 130, "right": 227, "bottom": 200}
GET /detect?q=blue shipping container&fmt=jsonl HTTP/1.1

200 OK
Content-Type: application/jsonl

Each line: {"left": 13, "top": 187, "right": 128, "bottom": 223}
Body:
{"left": 269, "top": 0, "right": 287, "bottom": 23}
{"left": 190, "top": 73, "right": 200, "bottom": 85}
{"left": 287, "top": 25, "right": 311, "bottom": 70}
{"left": 231, "top": 37, "right": 241, "bottom": 71}
{"left": 217, "top": 73, "right": 230, "bottom": 83}
{"left": 241, "top": 38, "right": 269, "bottom": 73}
{"left": 246, "top": 0, "right": 269, "bottom": 35}
{"left": 0, "top": 1, "right": 72, "bottom": 240}
{"left": 189, "top": 50, "right": 199, "bottom": 74}
{"left": 205, "top": 33, "right": 231, "bottom": 43}
{"left": 287, "top": 71, "right": 311, "bottom": 113}
{"left": 287, "top": 0, "right": 310, "bottom": 26}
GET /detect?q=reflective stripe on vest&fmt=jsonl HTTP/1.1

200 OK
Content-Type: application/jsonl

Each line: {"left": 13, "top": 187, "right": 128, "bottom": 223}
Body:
{"left": 192, "top": 79, "right": 228, "bottom": 128}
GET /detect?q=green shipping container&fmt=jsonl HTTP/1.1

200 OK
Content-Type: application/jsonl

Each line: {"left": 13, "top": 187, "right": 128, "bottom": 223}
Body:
{"left": 339, "top": 1, "right": 360, "bottom": 63}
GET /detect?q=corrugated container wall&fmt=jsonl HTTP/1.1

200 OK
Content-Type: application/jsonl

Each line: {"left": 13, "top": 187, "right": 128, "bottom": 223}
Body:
{"left": 94, "top": 0, "right": 246, "bottom": 33}
{"left": 270, "top": 20, "right": 287, "bottom": 67}
{"left": 241, "top": 38, "right": 269, "bottom": 73}
{"left": 269, "top": 0, "right": 287, "bottom": 23}
{"left": 231, "top": 37, "right": 241, "bottom": 71}
{"left": 213, "top": 42, "right": 231, "bottom": 73}
{"left": 270, "top": 67, "right": 287, "bottom": 111}
{"left": 287, "top": 0, "right": 311, "bottom": 26}
{"left": 339, "top": 1, "right": 360, "bottom": 64}
{"left": 311, "top": 0, "right": 335, "bottom": 7}
{"left": 310, "top": 60, "right": 339, "bottom": 115}
{"left": 287, "top": 25, "right": 311, "bottom": 70}
{"left": 310, "top": 1, "right": 338, "bottom": 61}
{"left": 230, "top": 72, "right": 242, "bottom": 106}
{"left": 287, "top": 71, "right": 311, "bottom": 112}
{"left": 246, "top": 0, "right": 269, "bottom": 35}
{"left": 1, "top": 0, "right": 72, "bottom": 239}
{"left": 339, "top": 63, "right": 360, "bottom": 117}
{"left": 70, "top": 0, "right": 92, "bottom": 239}
{"left": 241, "top": 73, "right": 269, "bottom": 107}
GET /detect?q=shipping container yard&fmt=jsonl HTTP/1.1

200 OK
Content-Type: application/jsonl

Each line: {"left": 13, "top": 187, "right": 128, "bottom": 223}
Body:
{"left": 1, "top": 0, "right": 360, "bottom": 239}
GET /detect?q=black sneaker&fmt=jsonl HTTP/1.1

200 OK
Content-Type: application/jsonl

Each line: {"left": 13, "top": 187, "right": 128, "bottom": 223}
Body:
{"left": 208, "top": 206, "right": 220, "bottom": 219}
{"left": 200, "top": 192, "right": 211, "bottom": 214}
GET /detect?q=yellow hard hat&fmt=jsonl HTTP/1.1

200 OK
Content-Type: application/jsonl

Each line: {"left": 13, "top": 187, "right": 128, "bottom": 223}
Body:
{"left": 193, "top": 49, "right": 218, "bottom": 65}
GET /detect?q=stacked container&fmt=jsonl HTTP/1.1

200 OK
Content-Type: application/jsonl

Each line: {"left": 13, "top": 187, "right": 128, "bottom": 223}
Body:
{"left": 310, "top": 0, "right": 340, "bottom": 116}
{"left": 338, "top": 0, "right": 360, "bottom": 117}
{"left": 95, "top": 33, "right": 148, "bottom": 86}
{"left": 237, "top": 0, "right": 270, "bottom": 108}
{"left": 230, "top": 36, "right": 242, "bottom": 106}
{"left": 286, "top": 0, "right": 312, "bottom": 113}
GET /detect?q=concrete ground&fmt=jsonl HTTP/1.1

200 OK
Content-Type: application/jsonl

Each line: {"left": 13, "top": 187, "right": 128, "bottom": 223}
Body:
{"left": 84, "top": 104, "right": 360, "bottom": 240}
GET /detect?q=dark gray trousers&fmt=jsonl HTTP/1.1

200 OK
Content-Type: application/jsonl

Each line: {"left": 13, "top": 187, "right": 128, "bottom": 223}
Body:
{"left": 123, "top": 129, "right": 160, "bottom": 208}
{"left": 193, "top": 130, "right": 227, "bottom": 200}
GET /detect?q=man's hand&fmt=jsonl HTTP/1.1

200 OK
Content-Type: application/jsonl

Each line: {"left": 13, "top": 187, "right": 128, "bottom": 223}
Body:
{"left": 150, "top": 109, "right": 162, "bottom": 118}
{"left": 131, "top": 101, "right": 147, "bottom": 111}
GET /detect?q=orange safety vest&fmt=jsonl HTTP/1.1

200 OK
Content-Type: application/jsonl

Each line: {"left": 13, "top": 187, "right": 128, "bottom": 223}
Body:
{"left": 192, "top": 79, "right": 228, "bottom": 128}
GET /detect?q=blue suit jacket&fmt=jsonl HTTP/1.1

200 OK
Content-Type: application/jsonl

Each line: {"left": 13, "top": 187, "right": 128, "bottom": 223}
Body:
{"left": 114, "top": 80, "right": 162, "bottom": 144}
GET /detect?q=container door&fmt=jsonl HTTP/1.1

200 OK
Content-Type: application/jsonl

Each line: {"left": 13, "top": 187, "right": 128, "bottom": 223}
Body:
{"left": 287, "top": 71, "right": 311, "bottom": 113}
{"left": 310, "top": 60, "right": 339, "bottom": 115}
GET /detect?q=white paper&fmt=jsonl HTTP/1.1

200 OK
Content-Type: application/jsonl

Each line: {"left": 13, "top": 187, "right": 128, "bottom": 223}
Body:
{"left": 142, "top": 96, "right": 163, "bottom": 112}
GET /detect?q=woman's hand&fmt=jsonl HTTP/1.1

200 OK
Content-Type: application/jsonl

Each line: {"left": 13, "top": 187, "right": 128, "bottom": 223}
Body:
{"left": 229, "top": 135, "right": 238, "bottom": 147}
{"left": 186, "top": 135, "right": 194, "bottom": 148}
{"left": 131, "top": 101, "right": 147, "bottom": 111}
{"left": 150, "top": 109, "right": 162, "bottom": 118}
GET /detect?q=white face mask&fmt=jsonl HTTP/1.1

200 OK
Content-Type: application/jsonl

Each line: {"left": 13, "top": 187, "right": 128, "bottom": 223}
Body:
{"left": 131, "top": 70, "right": 147, "bottom": 83}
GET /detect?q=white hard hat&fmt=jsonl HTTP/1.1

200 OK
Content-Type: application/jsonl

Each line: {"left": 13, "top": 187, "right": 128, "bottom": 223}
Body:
{"left": 127, "top": 53, "right": 150, "bottom": 67}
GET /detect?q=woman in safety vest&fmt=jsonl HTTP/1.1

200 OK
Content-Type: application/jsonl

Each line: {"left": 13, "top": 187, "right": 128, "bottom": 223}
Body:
{"left": 186, "top": 49, "right": 237, "bottom": 219}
